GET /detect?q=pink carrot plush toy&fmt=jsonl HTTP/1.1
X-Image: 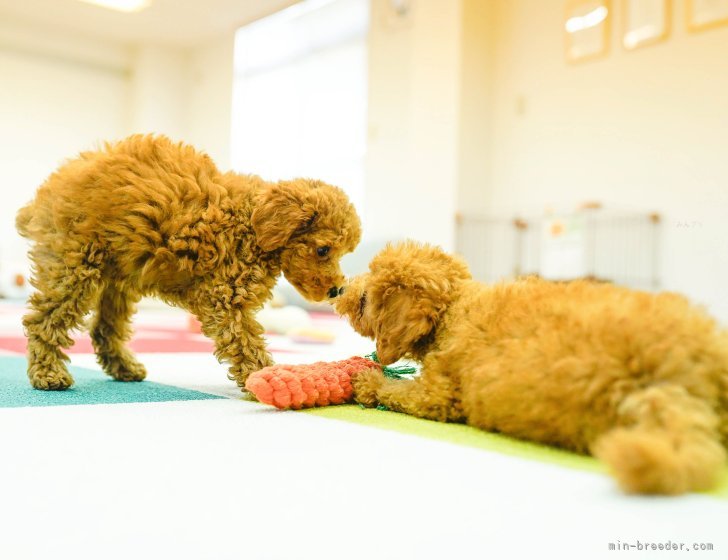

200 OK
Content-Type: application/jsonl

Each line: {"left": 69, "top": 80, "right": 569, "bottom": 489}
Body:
{"left": 245, "top": 354, "right": 415, "bottom": 410}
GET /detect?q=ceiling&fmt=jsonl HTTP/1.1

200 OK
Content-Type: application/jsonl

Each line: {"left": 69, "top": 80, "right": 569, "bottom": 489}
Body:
{"left": 0, "top": 0, "right": 301, "bottom": 48}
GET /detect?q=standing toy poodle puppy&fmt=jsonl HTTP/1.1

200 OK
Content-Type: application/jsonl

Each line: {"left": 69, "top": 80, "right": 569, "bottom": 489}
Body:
{"left": 16, "top": 134, "right": 361, "bottom": 391}
{"left": 335, "top": 241, "right": 728, "bottom": 495}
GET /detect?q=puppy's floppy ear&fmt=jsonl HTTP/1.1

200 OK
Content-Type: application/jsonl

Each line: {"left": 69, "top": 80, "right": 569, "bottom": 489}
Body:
{"left": 374, "top": 287, "right": 437, "bottom": 365}
{"left": 370, "top": 240, "right": 472, "bottom": 365}
{"left": 251, "top": 182, "right": 318, "bottom": 251}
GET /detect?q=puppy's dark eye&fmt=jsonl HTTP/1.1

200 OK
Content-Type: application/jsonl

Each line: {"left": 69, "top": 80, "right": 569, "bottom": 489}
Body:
{"left": 317, "top": 246, "right": 330, "bottom": 257}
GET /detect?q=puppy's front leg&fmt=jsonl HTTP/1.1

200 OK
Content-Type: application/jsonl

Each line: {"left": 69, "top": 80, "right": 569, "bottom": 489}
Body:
{"left": 353, "top": 367, "right": 463, "bottom": 423}
{"left": 195, "top": 307, "right": 273, "bottom": 387}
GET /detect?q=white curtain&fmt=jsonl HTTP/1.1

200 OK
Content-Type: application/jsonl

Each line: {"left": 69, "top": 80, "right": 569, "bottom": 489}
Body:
{"left": 231, "top": 0, "right": 369, "bottom": 209}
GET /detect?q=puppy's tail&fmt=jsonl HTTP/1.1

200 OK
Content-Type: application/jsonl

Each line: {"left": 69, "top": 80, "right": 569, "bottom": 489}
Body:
{"left": 592, "top": 384, "right": 725, "bottom": 495}
{"left": 15, "top": 203, "right": 35, "bottom": 238}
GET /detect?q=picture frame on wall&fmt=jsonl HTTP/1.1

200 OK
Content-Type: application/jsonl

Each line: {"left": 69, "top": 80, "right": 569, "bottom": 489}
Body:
{"left": 623, "top": 0, "right": 670, "bottom": 49}
{"left": 565, "top": 0, "right": 611, "bottom": 63}
{"left": 686, "top": 0, "right": 728, "bottom": 31}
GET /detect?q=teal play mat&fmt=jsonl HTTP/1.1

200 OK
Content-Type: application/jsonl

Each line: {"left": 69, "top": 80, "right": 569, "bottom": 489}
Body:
{"left": 0, "top": 356, "right": 223, "bottom": 408}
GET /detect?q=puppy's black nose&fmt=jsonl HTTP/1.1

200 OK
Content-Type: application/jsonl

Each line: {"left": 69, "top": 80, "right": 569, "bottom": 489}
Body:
{"left": 327, "top": 286, "right": 339, "bottom": 299}
{"left": 338, "top": 286, "right": 346, "bottom": 295}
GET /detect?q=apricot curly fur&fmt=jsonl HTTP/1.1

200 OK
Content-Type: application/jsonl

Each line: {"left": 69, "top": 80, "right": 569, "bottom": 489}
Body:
{"left": 335, "top": 240, "right": 728, "bottom": 495}
{"left": 17, "top": 134, "right": 361, "bottom": 391}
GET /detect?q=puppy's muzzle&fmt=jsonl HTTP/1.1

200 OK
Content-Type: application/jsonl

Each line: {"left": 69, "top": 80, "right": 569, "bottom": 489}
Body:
{"left": 328, "top": 286, "right": 341, "bottom": 299}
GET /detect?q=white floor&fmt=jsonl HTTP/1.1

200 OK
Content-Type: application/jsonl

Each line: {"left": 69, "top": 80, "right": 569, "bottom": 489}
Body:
{"left": 1, "top": 304, "right": 726, "bottom": 559}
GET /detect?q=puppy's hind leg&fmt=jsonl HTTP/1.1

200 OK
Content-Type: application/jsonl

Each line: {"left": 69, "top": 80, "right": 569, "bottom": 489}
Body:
{"left": 89, "top": 283, "right": 146, "bottom": 382}
{"left": 592, "top": 384, "right": 725, "bottom": 495}
{"left": 23, "top": 253, "right": 103, "bottom": 390}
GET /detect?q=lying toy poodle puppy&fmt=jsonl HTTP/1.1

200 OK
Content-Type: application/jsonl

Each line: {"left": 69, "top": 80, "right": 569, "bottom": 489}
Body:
{"left": 16, "top": 134, "right": 361, "bottom": 391}
{"left": 335, "top": 241, "right": 728, "bottom": 495}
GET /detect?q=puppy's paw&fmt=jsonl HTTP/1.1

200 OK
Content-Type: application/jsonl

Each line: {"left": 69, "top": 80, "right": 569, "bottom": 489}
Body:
{"left": 231, "top": 355, "right": 275, "bottom": 388}
{"left": 110, "top": 362, "right": 147, "bottom": 382}
{"left": 352, "top": 367, "right": 385, "bottom": 407}
{"left": 101, "top": 354, "right": 147, "bottom": 382}
{"left": 29, "top": 365, "right": 74, "bottom": 391}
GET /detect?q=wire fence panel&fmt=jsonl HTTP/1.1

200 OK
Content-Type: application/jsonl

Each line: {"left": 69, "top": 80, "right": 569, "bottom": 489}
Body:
{"left": 455, "top": 211, "right": 661, "bottom": 290}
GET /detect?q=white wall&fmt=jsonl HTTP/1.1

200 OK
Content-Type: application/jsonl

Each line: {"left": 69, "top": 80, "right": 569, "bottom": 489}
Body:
{"left": 128, "top": 38, "right": 235, "bottom": 167}
{"left": 0, "top": 20, "right": 131, "bottom": 296}
{"left": 186, "top": 34, "right": 235, "bottom": 169}
{"left": 486, "top": 0, "right": 728, "bottom": 321}
{"left": 128, "top": 45, "right": 188, "bottom": 140}
{"left": 364, "top": 0, "right": 499, "bottom": 247}
{"left": 365, "top": 0, "right": 463, "bottom": 250}
{"left": 456, "top": 0, "right": 496, "bottom": 216}
{"left": 0, "top": 19, "right": 236, "bottom": 297}
{"left": 365, "top": 0, "right": 728, "bottom": 320}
